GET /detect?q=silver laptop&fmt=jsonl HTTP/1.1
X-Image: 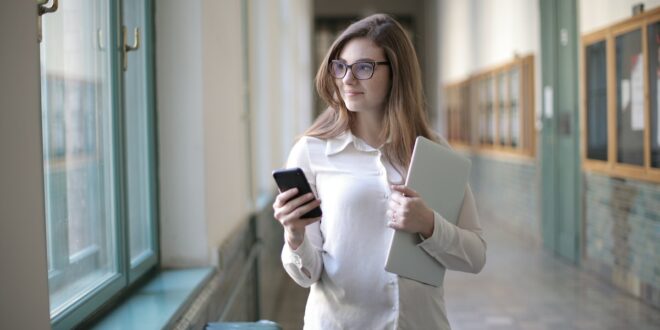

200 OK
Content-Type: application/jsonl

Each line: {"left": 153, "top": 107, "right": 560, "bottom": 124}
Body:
{"left": 384, "top": 136, "right": 471, "bottom": 286}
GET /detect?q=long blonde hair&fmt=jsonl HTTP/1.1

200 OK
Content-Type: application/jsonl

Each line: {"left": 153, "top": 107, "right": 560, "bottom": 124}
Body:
{"left": 306, "top": 14, "right": 437, "bottom": 169}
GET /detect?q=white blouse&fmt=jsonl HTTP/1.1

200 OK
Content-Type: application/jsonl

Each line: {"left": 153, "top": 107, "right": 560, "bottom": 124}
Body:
{"left": 281, "top": 131, "right": 487, "bottom": 330}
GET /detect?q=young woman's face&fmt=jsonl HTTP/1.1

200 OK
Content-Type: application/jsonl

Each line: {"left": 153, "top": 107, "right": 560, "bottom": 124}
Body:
{"left": 335, "top": 38, "right": 391, "bottom": 115}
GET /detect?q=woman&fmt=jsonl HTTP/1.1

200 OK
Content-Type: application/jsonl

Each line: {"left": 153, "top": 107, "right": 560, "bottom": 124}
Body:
{"left": 272, "top": 13, "right": 486, "bottom": 329}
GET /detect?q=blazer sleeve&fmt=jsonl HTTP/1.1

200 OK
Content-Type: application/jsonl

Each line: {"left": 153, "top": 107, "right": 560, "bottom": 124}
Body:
{"left": 417, "top": 184, "right": 487, "bottom": 273}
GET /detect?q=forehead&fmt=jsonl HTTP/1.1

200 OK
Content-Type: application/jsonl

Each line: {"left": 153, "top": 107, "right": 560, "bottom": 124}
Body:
{"left": 338, "top": 38, "right": 386, "bottom": 62}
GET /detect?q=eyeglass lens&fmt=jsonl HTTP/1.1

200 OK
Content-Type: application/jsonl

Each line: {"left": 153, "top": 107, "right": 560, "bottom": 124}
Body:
{"left": 331, "top": 61, "right": 375, "bottom": 80}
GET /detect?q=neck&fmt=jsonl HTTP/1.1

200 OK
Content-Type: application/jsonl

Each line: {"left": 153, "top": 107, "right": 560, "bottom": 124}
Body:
{"left": 353, "top": 110, "right": 385, "bottom": 148}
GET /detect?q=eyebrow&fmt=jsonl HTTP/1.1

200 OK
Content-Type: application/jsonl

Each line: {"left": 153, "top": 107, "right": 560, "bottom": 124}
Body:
{"left": 336, "top": 57, "right": 377, "bottom": 63}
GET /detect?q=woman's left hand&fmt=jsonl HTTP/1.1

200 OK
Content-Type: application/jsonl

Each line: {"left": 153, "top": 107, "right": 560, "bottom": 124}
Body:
{"left": 387, "top": 185, "right": 435, "bottom": 238}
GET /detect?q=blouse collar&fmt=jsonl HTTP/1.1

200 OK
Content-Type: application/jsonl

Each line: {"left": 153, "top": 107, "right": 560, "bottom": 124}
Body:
{"left": 325, "top": 130, "right": 391, "bottom": 156}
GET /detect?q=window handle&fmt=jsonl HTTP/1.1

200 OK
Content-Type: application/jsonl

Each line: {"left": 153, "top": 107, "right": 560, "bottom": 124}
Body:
{"left": 38, "top": 0, "right": 58, "bottom": 16}
{"left": 97, "top": 29, "right": 105, "bottom": 51}
{"left": 122, "top": 26, "right": 141, "bottom": 71}
{"left": 37, "top": 0, "right": 59, "bottom": 43}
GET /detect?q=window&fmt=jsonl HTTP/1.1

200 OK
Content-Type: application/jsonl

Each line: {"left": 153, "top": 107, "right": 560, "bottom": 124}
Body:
{"left": 445, "top": 81, "right": 471, "bottom": 145}
{"left": 498, "top": 72, "right": 508, "bottom": 146}
{"left": 585, "top": 40, "right": 608, "bottom": 161}
{"left": 648, "top": 22, "right": 660, "bottom": 168}
{"left": 485, "top": 77, "right": 495, "bottom": 145}
{"left": 510, "top": 67, "right": 521, "bottom": 147}
{"left": 616, "top": 28, "right": 644, "bottom": 166}
{"left": 38, "top": 0, "right": 157, "bottom": 328}
{"left": 581, "top": 8, "right": 660, "bottom": 183}
{"left": 445, "top": 55, "right": 535, "bottom": 157}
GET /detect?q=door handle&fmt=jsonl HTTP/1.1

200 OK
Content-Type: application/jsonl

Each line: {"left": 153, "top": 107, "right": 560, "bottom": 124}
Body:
{"left": 558, "top": 112, "right": 572, "bottom": 136}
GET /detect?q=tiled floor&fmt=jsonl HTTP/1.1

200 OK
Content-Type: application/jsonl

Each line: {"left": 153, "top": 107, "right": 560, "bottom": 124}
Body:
{"left": 272, "top": 221, "right": 660, "bottom": 329}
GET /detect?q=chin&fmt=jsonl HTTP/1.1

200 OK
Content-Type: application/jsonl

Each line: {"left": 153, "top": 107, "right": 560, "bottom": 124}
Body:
{"left": 344, "top": 101, "right": 364, "bottom": 112}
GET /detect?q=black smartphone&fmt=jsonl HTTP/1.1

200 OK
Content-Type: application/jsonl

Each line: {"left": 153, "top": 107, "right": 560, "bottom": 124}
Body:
{"left": 272, "top": 167, "right": 322, "bottom": 219}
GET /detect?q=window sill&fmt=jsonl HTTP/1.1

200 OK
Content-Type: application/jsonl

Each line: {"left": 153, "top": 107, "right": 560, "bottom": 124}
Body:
{"left": 91, "top": 267, "right": 215, "bottom": 329}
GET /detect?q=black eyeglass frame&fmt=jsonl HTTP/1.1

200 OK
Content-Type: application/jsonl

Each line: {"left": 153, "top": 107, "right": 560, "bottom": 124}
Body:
{"left": 329, "top": 60, "right": 390, "bottom": 80}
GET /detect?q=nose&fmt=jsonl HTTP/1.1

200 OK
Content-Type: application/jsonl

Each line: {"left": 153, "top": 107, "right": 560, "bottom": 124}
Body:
{"left": 342, "top": 67, "right": 356, "bottom": 85}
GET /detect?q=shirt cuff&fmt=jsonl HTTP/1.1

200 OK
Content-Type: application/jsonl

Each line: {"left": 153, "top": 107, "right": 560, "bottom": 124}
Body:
{"left": 281, "top": 234, "right": 316, "bottom": 271}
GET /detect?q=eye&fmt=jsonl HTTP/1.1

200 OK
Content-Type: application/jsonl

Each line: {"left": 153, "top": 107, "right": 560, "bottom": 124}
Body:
{"left": 355, "top": 62, "right": 373, "bottom": 74}
{"left": 331, "top": 61, "right": 347, "bottom": 77}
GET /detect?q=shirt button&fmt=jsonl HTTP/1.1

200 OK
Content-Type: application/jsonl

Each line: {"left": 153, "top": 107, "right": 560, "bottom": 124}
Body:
{"left": 293, "top": 255, "right": 302, "bottom": 267}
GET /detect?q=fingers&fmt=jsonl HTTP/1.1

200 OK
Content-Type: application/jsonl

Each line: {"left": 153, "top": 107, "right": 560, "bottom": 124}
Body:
{"left": 277, "top": 197, "right": 321, "bottom": 224}
{"left": 388, "top": 219, "right": 403, "bottom": 230}
{"left": 275, "top": 193, "right": 315, "bottom": 220}
{"left": 287, "top": 195, "right": 321, "bottom": 220}
{"left": 387, "top": 210, "right": 404, "bottom": 230}
{"left": 389, "top": 193, "right": 403, "bottom": 205}
{"left": 273, "top": 188, "right": 299, "bottom": 208}
{"left": 391, "top": 185, "right": 419, "bottom": 197}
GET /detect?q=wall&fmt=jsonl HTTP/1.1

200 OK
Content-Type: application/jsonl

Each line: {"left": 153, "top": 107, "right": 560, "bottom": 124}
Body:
{"left": 579, "top": 0, "right": 660, "bottom": 309}
{"left": 439, "top": 0, "right": 540, "bottom": 83}
{"left": 583, "top": 173, "right": 660, "bottom": 308}
{"left": 580, "top": 0, "right": 660, "bottom": 33}
{"left": 0, "top": 0, "right": 51, "bottom": 328}
{"left": 156, "top": 0, "right": 208, "bottom": 267}
{"left": 201, "top": 0, "right": 252, "bottom": 264}
{"left": 249, "top": 0, "right": 314, "bottom": 201}
{"left": 469, "top": 154, "right": 541, "bottom": 243}
{"left": 438, "top": 0, "right": 542, "bottom": 243}
{"left": 156, "top": 0, "right": 252, "bottom": 267}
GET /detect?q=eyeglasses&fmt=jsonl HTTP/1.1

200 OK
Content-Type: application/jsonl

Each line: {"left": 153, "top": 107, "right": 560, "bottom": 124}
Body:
{"left": 329, "top": 60, "right": 390, "bottom": 80}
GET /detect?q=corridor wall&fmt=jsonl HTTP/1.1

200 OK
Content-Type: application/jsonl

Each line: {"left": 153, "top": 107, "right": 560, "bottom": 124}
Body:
{"left": 579, "top": 0, "right": 660, "bottom": 309}
{"left": 0, "top": 0, "right": 51, "bottom": 328}
{"left": 438, "top": 0, "right": 543, "bottom": 244}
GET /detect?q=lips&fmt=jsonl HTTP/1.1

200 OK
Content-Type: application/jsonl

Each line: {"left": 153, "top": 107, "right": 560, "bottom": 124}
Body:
{"left": 344, "top": 90, "right": 363, "bottom": 96}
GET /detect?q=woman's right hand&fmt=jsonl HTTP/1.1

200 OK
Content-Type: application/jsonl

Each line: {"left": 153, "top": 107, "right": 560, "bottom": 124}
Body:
{"left": 273, "top": 188, "right": 322, "bottom": 249}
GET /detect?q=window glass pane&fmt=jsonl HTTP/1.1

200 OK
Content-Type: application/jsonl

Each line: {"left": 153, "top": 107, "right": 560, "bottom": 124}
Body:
{"left": 39, "top": 0, "right": 117, "bottom": 317}
{"left": 498, "top": 73, "right": 508, "bottom": 145}
{"left": 486, "top": 78, "right": 495, "bottom": 144}
{"left": 479, "top": 80, "right": 487, "bottom": 144}
{"left": 648, "top": 23, "right": 660, "bottom": 168}
{"left": 451, "top": 88, "right": 459, "bottom": 141}
{"left": 586, "top": 40, "right": 609, "bottom": 161}
{"left": 123, "top": 0, "right": 155, "bottom": 266}
{"left": 615, "top": 29, "right": 644, "bottom": 166}
{"left": 461, "top": 84, "right": 470, "bottom": 143}
{"left": 446, "top": 88, "right": 456, "bottom": 140}
{"left": 510, "top": 68, "right": 520, "bottom": 147}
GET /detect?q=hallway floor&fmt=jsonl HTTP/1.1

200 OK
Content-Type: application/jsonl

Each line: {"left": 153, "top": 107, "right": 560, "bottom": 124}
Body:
{"left": 272, "top": 221, "right": 660, "bottom": 329}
